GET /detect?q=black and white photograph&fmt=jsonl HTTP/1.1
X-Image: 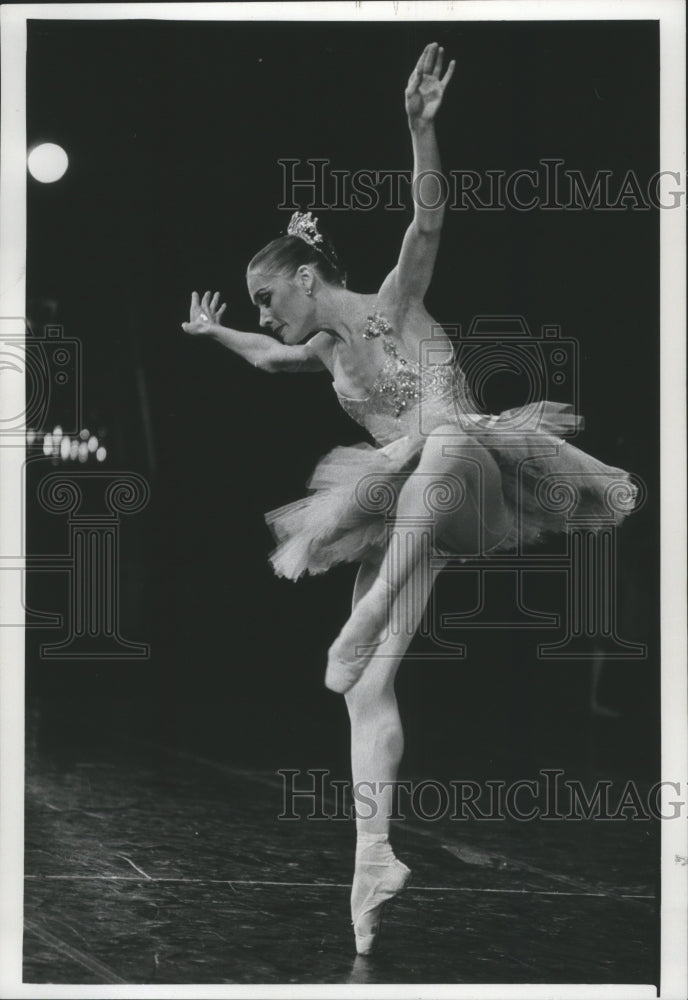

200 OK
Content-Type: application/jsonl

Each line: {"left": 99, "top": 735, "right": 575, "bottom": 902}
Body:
{"left": 0, "top": 1, "right": 686, "bottom": 996}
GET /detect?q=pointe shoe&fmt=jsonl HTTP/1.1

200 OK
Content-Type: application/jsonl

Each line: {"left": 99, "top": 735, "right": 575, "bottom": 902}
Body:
{"left": 325, "top": 582, "right": 396, "bottom": 693}
{"left": 324, "top": 639, "right": 375, "bottom": 694}
{"left": 351, "top": 856, "right": 411, "bottom": 955}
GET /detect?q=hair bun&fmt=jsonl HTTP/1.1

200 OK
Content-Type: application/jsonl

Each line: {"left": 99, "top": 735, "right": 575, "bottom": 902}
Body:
{"left": 285, "top": 211, "right": 345, "bottom": 286}
{"left": 249, "top": 215, "right": 347, "bottom": 288}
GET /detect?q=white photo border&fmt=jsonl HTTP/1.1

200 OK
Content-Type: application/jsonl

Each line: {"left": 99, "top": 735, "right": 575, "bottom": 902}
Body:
{"left": 1, "top": 2, "right": 685, "bottom": 998}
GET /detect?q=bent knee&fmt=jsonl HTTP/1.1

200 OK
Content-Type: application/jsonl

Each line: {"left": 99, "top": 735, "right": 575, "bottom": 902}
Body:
{"left": 426, "top": 424, "right": 472, "bottom": 446}
{"left": 420, "top": 425, "right": 481, "bottom": 472}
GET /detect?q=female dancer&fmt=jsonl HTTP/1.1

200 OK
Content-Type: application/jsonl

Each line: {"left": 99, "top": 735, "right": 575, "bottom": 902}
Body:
{"left": 183, "top": 43, "right": 637, "bottom": 955}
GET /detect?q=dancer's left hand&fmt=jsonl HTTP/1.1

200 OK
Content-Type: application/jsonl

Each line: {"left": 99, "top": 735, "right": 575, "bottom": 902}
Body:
{"left": 405, "top": 42, "right": 455, "bottom": 126}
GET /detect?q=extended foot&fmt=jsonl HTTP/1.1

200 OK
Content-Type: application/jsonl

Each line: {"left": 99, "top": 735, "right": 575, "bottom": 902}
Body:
{"left": 325, "top": 580, "right": 397, "bottom": 693}
{"left": 325, "top": 636, "right": 376, "bottom": 693}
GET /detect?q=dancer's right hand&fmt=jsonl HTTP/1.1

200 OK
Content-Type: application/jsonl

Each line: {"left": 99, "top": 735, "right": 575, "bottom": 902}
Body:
{"left": 182, "top": 290, "right": 227, "bottom": 335}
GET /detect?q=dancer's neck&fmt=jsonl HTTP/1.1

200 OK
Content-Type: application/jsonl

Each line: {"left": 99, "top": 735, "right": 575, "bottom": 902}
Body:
{"left": 312, "top": 286, "right": 379, "bottom": 346}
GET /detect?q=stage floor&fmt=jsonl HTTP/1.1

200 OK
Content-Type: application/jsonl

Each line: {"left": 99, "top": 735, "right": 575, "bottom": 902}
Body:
{"left": 23, "top": 715, "right": 658, "bottom": 987}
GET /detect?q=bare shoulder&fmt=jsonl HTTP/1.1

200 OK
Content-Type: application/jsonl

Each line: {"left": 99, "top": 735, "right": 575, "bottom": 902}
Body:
{"left": 377, "top": 268, "right": 403, "bottom": 306}
{"left": 376, "top": 269, "right": 429, "bottom": 322}
{"left": 375, "top": 275, "right": 454, "bottom": 362}
{"left": 261, "top": 331, "right": 333, "bottom": 373}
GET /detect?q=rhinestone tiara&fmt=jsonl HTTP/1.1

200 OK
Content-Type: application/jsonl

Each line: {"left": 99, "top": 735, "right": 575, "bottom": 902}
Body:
{"left": 286, "top": 211, "right": 324, "bottom": 249}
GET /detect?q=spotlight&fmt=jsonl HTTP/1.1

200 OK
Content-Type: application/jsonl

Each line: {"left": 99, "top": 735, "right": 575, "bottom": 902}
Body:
{"left": 27, "top": 143, "right": 69, "bottom": 183}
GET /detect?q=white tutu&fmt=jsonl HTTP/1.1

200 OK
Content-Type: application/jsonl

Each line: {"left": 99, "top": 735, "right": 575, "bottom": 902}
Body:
{"left": 264, "top": 399, "right": 639, "bottom": 581}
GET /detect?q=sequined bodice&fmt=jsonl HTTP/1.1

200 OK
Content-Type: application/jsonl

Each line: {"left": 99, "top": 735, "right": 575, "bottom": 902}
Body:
{"left": 333, "top": 312, "right": 478, "bottom": 446}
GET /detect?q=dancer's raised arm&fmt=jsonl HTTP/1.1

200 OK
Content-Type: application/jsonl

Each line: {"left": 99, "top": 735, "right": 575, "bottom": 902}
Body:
{"left": 384, "top": 43, "right": 455, "bottom": 302}
{"left": 182, "top": 291, "right": 325, "bottom": 372}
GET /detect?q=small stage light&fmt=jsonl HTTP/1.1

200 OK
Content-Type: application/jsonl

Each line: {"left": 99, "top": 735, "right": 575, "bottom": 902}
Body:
{"left": 27, "top": 143, "right": 69, "bottom": 183}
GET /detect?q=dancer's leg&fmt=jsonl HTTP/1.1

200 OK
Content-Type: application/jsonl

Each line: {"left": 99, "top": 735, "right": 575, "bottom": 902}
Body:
{"left": 328, "top": 427, "right": 512, "bottom": 688}
{"left": 346, "top": 560, "right": 403, "bottom": 836}
{"left": 345, "top": 552, "right": 446, "bottom": 953}
{"left": 345, "top": 554, "right": 446, "bottom": 834}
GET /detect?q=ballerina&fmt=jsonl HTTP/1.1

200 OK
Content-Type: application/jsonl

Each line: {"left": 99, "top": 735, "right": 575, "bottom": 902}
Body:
{"left": 183, "top": 43, "right": 638, "bottom": 955}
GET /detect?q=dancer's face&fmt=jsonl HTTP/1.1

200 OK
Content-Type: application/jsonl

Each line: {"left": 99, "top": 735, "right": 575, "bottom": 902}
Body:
{"left": 247, "top": 269, "right": 315, "bottom": 345}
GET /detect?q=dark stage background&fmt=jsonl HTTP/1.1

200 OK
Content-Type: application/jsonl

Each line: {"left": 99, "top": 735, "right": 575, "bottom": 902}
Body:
{"left": 25, "top": 18, "right": 659, "bottom": 846}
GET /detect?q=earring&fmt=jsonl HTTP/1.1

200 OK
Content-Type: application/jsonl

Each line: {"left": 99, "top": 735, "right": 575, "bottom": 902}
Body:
{"left": 306, "top": 289, "right": 312, "bottom": 296}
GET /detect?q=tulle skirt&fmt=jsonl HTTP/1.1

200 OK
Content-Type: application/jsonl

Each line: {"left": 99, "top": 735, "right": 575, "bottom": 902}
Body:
{"left": 264, "top": 400, "right": 639, "bottom": 581}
